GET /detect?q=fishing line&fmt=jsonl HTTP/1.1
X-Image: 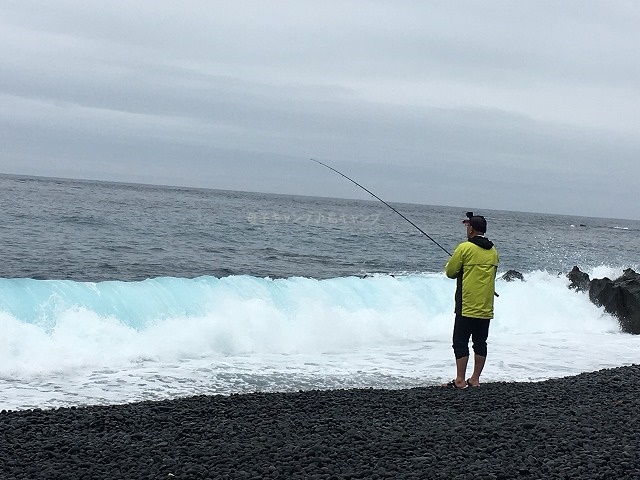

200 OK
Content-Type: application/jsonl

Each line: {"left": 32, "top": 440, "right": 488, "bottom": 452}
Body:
{"left": 310, "top": 158, "right": 452, "bottom": 256}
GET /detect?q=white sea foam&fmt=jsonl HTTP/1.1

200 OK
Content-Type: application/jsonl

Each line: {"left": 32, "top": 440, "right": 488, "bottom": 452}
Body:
{"left": 1, "top": 272, "right": 638, "bottom": 410}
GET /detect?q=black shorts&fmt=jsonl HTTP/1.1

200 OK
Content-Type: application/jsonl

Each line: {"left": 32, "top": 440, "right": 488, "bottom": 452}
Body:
{"left": 452, "top": 314, "right": 491, "bottom": 359}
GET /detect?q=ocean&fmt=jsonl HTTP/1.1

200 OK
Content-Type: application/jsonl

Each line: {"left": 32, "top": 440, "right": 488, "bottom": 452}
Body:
{"left": 1, "top": 173, "right": 639, "bottom": 410}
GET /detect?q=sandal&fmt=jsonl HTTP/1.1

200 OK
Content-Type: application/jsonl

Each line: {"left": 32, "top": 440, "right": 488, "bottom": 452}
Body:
{"left": 442, "top": 379, "right": 468, "bottom": 389}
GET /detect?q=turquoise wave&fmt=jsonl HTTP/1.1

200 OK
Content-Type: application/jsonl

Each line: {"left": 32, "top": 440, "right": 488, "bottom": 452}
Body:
{"left": 0, "top": 274, "right": 447, "bottom": 330}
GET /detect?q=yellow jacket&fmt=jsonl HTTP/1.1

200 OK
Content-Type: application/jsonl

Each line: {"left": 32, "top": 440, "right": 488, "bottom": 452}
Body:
{"left": 445, "top": 236, "right": 499, "bottom": 319}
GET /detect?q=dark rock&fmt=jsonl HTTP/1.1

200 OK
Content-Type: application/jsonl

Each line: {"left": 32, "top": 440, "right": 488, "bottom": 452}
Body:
{"left": 501, "top": 270, "right": 524, "bottom": 282}
{"left": 565, "top": 266, "right": 640, "bottom": 334}
{"left": 589, "top": 268, "right": 640, "bottom": 334}
{"left": 567, "top": 266, "right": 590, "bottom": 292}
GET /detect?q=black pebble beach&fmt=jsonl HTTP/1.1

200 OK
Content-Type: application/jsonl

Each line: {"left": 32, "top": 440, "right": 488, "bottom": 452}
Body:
{"left": 2, "top": 365, "right": 639, "bottom": 480}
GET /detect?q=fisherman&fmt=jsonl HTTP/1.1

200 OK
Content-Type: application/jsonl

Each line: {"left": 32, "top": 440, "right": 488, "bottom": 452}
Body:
{"left": 444, "top": 212, "right": 499, "bottom": 389}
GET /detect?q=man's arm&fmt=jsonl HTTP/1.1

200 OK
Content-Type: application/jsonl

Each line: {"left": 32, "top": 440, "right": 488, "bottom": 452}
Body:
{"left": 445, "top": 245, "right": 464, "bottom": 279}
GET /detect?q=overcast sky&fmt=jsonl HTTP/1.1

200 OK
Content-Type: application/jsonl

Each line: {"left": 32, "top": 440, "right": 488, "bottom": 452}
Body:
{"left": 1, "top": 1, "right": 638, "bottom": 219}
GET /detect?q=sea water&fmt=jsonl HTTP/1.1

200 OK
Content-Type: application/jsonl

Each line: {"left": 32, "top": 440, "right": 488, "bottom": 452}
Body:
{"left": 1, "top": 174, "right": 639, "bottom": 410}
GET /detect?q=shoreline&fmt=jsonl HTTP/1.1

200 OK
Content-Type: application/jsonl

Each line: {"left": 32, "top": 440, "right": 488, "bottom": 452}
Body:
{"left": 1, "top": 365, "right": 639, "bottom": 479}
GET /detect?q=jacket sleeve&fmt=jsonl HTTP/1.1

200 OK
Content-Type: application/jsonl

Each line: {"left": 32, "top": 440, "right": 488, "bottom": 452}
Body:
{"left": 445, "top": 244, "right": 464, "bottom": 278}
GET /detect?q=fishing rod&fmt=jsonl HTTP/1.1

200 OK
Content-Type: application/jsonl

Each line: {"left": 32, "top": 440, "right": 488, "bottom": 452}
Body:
{"left": 310, "top": 158, "right": 452, "bottom": 256}
{"left": 311, "top": 159, "right": 500, "bottom": 297}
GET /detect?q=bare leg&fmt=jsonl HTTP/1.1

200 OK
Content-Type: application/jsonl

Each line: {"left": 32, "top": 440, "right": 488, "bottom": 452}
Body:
{"left": 467, "top": 354, "right": 486, "bottom": 386}
{"left": 455, "top": 356, "right": 469, "bottom": 388}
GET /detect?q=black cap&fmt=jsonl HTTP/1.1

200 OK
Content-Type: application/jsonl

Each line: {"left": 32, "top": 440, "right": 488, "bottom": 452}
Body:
{"left": 463, "top": 214, "right": 487, "bottom": 233}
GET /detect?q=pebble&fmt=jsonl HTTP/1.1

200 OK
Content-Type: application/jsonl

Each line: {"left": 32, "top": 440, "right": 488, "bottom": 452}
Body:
{"left": 1, "top": 364, "right": 639, "bottom": 479}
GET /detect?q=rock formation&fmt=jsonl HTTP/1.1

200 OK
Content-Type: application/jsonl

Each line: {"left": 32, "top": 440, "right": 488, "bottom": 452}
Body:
{"left": 566, "top": 266, "right": 640, "bottom": 334}
{"left": 501, "top": 270, "right": 524, "bottom": 282}
{"left": 567, "top": 266, "right": 591, "bottom": 292}
{"left": 588, "top": 268, "right": 640, "bottom": 335}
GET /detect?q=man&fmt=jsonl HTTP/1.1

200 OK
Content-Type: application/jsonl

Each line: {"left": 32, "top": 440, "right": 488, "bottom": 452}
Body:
{"left": 444, "top": 212, "right": 499, "bottom": 389}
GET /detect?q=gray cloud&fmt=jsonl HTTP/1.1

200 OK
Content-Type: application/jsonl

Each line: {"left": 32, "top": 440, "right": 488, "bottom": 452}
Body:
{"left": 1, "top": 1, "right": 639, "bottom": 219}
